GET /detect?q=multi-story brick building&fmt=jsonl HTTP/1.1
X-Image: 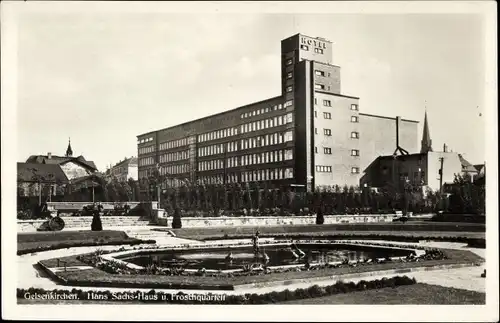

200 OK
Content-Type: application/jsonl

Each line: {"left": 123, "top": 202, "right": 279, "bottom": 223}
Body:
{"left": 137, "top": 33, "right": 419, "bottom": 192}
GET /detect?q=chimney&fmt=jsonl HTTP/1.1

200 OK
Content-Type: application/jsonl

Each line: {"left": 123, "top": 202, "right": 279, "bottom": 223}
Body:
{"left": 47, "top": 152, "right": 52, "bottom": 159}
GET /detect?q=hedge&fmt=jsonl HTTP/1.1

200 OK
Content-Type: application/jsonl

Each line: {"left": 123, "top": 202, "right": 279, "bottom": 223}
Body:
{"left": 17, "top": 275, "right": 417, "bottom": 304}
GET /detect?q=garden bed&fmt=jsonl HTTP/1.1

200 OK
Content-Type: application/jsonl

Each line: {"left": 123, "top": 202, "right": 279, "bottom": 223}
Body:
{"left": 281, "top": 283, "right": 486, "bottom": 305}
{"left": 17, "top": 230, "right": 156, "bottom": 255}
{"left": 38, "top": 248, "right": 483, "bottom": 291}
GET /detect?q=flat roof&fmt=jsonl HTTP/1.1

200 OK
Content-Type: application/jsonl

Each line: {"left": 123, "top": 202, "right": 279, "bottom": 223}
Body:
{"left": 315, "top": 90, "right": 359, "bottom": 100}
{"left": 285, "top": 33, "right": 333, "bottom": 43}
{"left": 137, "top": 95, "right": 282, "bottom": 138}
{"left": 360, "top": 112, "right": 419, "bottom": 124}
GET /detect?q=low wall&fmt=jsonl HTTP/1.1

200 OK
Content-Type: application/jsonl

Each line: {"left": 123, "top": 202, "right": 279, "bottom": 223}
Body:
{"left": 46, "top": 201, "right": 158, "bottom": 212}
{"left": 18, "top": 216, "right": 151, "bottom": 233}
{"left": 158, "top": 214, "right": 400, "bottom": 228}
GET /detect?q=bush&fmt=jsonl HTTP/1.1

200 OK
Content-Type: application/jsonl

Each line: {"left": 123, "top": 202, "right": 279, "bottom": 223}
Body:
{"left": 316, "top": 210, "right": 325, "bottom": 225}
{"left": 91, "top": 211, "right": 103, "bottom": 231}
{"left": 172, "top": 207, "right": 182, "bottom": 229}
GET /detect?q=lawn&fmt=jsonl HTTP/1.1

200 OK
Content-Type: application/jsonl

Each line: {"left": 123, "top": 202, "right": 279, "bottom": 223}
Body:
{"left": 17, "top": 230, "right": 155, "bottom": 255}
{"left": 39, "top": 248, "right": 484, "bottom": 290}
{"left": 281, "top": 283, "right": 486, "bottom": 304}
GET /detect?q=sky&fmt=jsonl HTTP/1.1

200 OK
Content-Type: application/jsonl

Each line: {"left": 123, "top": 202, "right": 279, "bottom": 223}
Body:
{"left": 12, "top": 5, "right": 490, "bottom": 170}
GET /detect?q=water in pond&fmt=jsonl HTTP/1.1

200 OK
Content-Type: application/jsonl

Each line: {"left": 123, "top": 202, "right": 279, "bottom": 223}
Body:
{"left": 119, "top": 243, "right": 412, "bottom": 270}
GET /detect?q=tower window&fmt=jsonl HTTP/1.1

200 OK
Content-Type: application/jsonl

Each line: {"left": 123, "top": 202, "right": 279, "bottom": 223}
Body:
{"left": 324, "top": 129, "right": 332, "bottom": 136}
{"left": 351, "top": 149, "right": 360, "bottom": 156}
{"left": 351, "top": 132, "right": 359, "bottom": 139}
{"left": 324, "top": 147, "right": 332, "bottom": 154}
{"left": 314, "top": 48, "right": 324, "bottom": 54}
{"left": 351, "top": 104, "right": 359, "bottom": 111}
{"left": 300, "top": 45, "right": 309, "bottom": 51}
{"left": 287, "top": 72, "right": 293, "bottom": 79}
{"left": 351, "top": 167, "right": 360, "bottom": 174}
{"left": 315, "top": 70, "right": 326, "bottom": 77}
{"left": 323, "top": 112, "right": 332, "bottom": 119}
{"left": 323, "top": 100, "right": 332, "bottom": 107}
{"left": 286, "top": 59, "right": 293, "bottom": 66}
{"left": 351, "top": 116, "right": 359, "bottom": 123}
{"left": 315, "top": 84, "right": 325, "bottom": 90}
{"left": 314, "top": 111, "right": 318, "bottom": 118}
{"left": 286, "top": 86, "right": 293, "bottom": 93}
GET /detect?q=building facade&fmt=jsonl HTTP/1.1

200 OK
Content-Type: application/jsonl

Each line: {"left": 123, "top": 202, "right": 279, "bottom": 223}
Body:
{"left": 107, "top": 157, "right": 138, "bottom": 182}
{"left": 137, "top": 34, "right": 418, "bottom": 191}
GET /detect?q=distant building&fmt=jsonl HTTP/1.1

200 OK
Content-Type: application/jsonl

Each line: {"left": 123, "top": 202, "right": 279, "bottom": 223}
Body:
{"left": 107, "top": 157, "right": 138, "bottom": 182}
{"left": 17, "top": 162, "right": 69, "bottom": 200}
{"left": 137, "top": 33, "right": 418, "bottom": 191}
{"left": 26, "top": 139, "right": 98, "bottom": 180}
{"left": 361, "top": 111, "right": 478, "bottom": 192}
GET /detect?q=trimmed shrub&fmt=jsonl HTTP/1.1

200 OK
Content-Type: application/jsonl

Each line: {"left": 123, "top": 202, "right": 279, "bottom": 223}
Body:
{"left": 91, "top": 212, "right": 103, "bottom": 231}
{"left": 172, "top": 207, "right": 182, "bottom": 229}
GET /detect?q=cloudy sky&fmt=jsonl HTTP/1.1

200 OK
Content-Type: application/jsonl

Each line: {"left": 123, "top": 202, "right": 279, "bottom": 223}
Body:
{"left": 9, "top": 3, "right": 492, "bottom": 169}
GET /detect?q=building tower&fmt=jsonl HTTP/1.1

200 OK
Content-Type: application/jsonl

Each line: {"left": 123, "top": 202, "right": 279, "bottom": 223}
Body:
{"left": 65, "top": 138, "right": 73, "bottom": 157}
{"left": 420, "top": 110, "right": 433, "bottom": 153}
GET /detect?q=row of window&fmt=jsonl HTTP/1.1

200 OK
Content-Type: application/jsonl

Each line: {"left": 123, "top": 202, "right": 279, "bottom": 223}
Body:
{"left": 299, "top": 45, "right": 324, "bottom": 54}
{"left": 199, "top": 159, "right": 224, "bottom": 172}
{"left": 240, "top": 112, "right": 293, "bottom": 134}
{"left": 197, "top": 174, "right": 234, "bottom": 185}
{"left": 139, "top": 157, "right": 155, "bottom": 166}
{"left": 197, "top": 127, "right": 238, "bottom": 143}
{"left": 313, "top": 99, "right": 359, "bottom": 112}
{"left": 198, "top": 143, "right": 225, "bottom": 157}
{"left": 315, "top": 165, "right": 360, "bottom": 174}
{"left": 241, "top": 149, "right": 293, "bottom": 166}
{"left": 159, "top": 150, "right": 189, "bottom": 163}
{"left": 160, "top": 163, "right": 189, "bottom": 175}
{"left": 241, "top": 130, "right": 294, "bottom": 150}
{"left": 240, "top": 103, "right": 284, "bottom": 119}
{"left": 159, "top": 137, "right": 188, "bottom": 151}
{"left": 138, "top": 145, "right": 155, "bottom": 155}
{"left": 138, "top": 137, "right": 154, "bottom": 144}
{"left": 314, "top": 128, "right": 359, "bottom": 138}
{"left": 242, "top": 168, "right": 294, "bottom": 182}
{"left": 314, "top": 147, "right": 360, "bottom": 156}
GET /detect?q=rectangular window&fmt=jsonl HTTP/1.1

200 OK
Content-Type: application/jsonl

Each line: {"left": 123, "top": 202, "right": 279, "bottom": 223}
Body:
{"left": 323, "top": 100, "right": 332, "bottom": 107}
{"left": 351, "top": 167, "right": 360, "bottom": 174}
{"left": 315, "top": 128, "right": 318, "bottom": 134}
{"left": 285, "top": 168, "right": 294, "bottom": 179}
{"left": 314, "top": 98, "right": 318, "bottom": 105}
{"left": 286, "top": 113, "right": 293, "bottom": 123}
{"left": 351, "top": 149, "right": 359, "bottom": 156}
{"left": 284, "top": 100, "right": 293, "bottom": 108}
{"left": 324, "top": 129, "right": 332, "bottom": 136}
{"left": 314, "top": 48, "right": 324, "bottom": 54}
{"left": 351, "top": 132, "right": 359, "bottom": 139}
{"left": 324, "top": 147, "right": 332, "bottom": 154}
{"left": 314, "top": 111, "right": 318, "bottom": 118}
{"left": 315, "top": 147, "right": 318, "bottom": 154}
{"left": 286, "top": 86, "right": 293, "bottom": 93}
{"left": 300, "top": 44, "right": 309, "bottom": 51}
{"left": 315, "top": 70, "right": 325, "bottom": 77}
{"left": 315, "top": 84, "right": 325, "bottom": 90}
{"left": 286, "top": 59, "right": 293, "bottom": 66}
{"left": 351, "top": 116, "right": 359, "bottom": 123}
{"left": 323, "top": 112, "right": 332, "bottom": 119}
{"left": 351, "top": 104, "right": 359, "bottom": 111}
{"left": 285, "top": 149, "right": 293, "bottom": 160}
{"left": 284, "top": 131, "right": 293, "bottom": 142}
{"left": 287, "top": 72, "right": 293, "bottom": 79}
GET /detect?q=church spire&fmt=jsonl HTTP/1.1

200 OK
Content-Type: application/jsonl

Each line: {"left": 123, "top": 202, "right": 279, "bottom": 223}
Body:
{"left": 65, "top": 137, "right": 73, "bottom": 157}
{"left": 421, "top": 107, "right": 433, "bottom": 153}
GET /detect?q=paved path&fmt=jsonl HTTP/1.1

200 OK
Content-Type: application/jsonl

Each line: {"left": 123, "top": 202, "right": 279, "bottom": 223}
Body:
{"left": 17, "top": 228, "right": 486, "bottom": 296}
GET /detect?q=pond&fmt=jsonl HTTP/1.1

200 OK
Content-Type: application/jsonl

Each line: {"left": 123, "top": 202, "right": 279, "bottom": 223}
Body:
{"left": 118, "top": 243, "right": 413, "bottom": 270}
